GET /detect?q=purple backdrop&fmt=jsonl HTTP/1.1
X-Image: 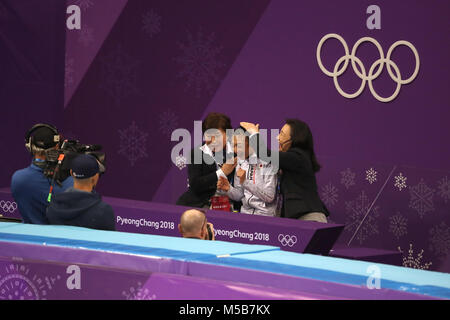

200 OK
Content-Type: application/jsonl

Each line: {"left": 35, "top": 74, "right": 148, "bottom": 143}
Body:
{"left": 0, "top": 0, "right": 66, "bottom": 184}
{"left": 0, "top": 0, "right": 449, "bottom": 273}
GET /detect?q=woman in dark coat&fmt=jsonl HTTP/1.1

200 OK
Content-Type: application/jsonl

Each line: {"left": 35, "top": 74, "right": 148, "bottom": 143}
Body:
{"left": 240, "top": 119, "right": 329, "bottom": 222}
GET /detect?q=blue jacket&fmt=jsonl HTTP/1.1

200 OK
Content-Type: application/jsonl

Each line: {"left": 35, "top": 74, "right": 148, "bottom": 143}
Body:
{"left": 11, "top": 162, "right": 74, "bottom": 224}
{"left": 46, "top": 187, "right": 115, "bottom": 231}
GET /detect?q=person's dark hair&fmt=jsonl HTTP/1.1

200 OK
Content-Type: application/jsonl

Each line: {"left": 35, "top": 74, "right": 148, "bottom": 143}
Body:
{"left": 202, "top": 112, "right": 232, "bottom": 134}
{"left": 285, "top": 119, "right": 321, "bottom": 172}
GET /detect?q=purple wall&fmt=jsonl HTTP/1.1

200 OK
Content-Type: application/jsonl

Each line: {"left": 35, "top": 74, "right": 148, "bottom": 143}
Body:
{"left": 1, "top": 1, "right": 449, "bottom": 273}
{"left": 0, "top": 0, "right": 67, "bottom": 186}
{"left": 62, "top": 0, "right": 271, "bottom": 201}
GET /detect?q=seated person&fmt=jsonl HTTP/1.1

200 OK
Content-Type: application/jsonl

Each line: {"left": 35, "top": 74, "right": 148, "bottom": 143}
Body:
{"left": 178, "top": 209, "right": 215, "bottom": 240}
{"left": 216, "top": 128, "right": 277, "bottom": 216}
{"left": 46, "top": 154, "right": 115, "bottom": 231}
{"left": 11, "top": 123, "right": 73, "bottom": 224}
{"left": 176, "top": 112, "right": 237, "bottom": 209}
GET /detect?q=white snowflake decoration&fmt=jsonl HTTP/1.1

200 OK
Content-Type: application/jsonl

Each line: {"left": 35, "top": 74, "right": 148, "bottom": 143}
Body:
{"left": 365, "top": 167, "right": 377, "bottom": 184}
{"left": 394, "top": 172, "right": 407, "bottom": 191}
{"left": 78, "top": 25, "right": 94, "bottom": 47}
{"left": 100, "top": 45, "right": 140, "bottom": 106}
{"left": 122, "top": 284, "right": 139, "bottom": 300}
{"left": 64, "top": 56, "right": 75, "bottom": 88}
{"left": 175, "top": 155, "right": 187, "bottom": 170}
{"left": 409, "top": 179, "right": 435, "bottom": 219}
{"left": 429, "top": 222, "right": 450, "bottom": 261}
{"left": 388, "top": 213, "right": 408, "bottom": 239}
{"left": 118, "top": 121, "right": 148, "bottom": 167}
{"left": 142, "top": 9, "right": 161, "bottom": 38}
{"left": 437, "top": 176, "right": 450, "bottom": 203}
{"left": 340, "top": 168, "right": 356, "bottom": 189}
{"left": 135, "top": 291, "right": 156, "bottom": 301}
{"left": 75, "top": 0, "right": 93, "bottom": 11}
{"left": 0, "top": 264, "right": 61, "bottom": 300}
{"left": 174, "top": 29, "right": 225, "bottom": 97}
{"left": 321, "top": 182, "right": 338, "bottom": 207}
{"left": 159, "top": 109, "right": 179, "bottom": 138}
{"left": 121, "top": 282, "right": 156, "bottom": 300}
{"left": 398, "top": 244, "right": 432, "bottom": 270}
{"left": 344, "top": 190, "right": 380, "bottom": 245}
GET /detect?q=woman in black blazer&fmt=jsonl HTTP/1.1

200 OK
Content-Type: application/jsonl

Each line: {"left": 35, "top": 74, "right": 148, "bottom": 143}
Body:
{"left": 240, "top": 119, "right": 329, "bottom": 222}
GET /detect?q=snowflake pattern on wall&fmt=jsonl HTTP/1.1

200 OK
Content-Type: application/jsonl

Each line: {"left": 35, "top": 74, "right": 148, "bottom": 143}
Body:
{"left": 159, "top": 109, "right": 179, "bottom": 138}
{"left": 65, "top": 56, "right": 75, "bottom": 88}
{"left": 409, "top": 179, "right": 435, "bottom": 219}
{"left": 437, "top": 176, "right": 450, "bottom": 203}
{"left": 142, "top": 9, "right": 161, "bottom": 38}
{"left": 321, "top": 182, "right": 338, "bottom": 207}
{"left": 0, "top": 263, "right": 61, "bottom": 300}
{"left": 398, "top": 244, "right": 432, "bottom": 270}
{"left": 78, "top": 25, "right": 94, "bottom": 47}
{"left": 118, "top": 121, "right": 149, "bottom": 167}
{"left": 388, "top": 212, "right": 408, "bottom": 239}
{"left": 429, "top": 222, "right": 450, "bottom": 261}
{"left": 99, "top": 45, "right": 140, "bottom": 106}
{"left": 394, "top": 172, "right": 407, "bottom": 191}
{"left": 75, "top": 0, "right": 94, "bottom": 11}
{"left": 135, "top": 291, "right": 156, "bottom": 300}
{"left": 340, "top": 168, "right": 356, "bottom": 189}
{"left": 121, "top": 282, "right": 156, "bottom": 300}
{"left": 344, "top": 190, "right": 380, "bottom": 245}
{"left": 174, "top": 29, "right": 225, "bottom": 97}
{"left": 365, "top": 167, "right": 377, "bottom": 184}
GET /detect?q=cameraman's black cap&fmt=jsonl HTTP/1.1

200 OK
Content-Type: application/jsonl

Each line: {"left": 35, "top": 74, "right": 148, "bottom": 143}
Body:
{"left": 71, "top": 154, "right": 100, "bottom": 179}
{"left": 30, "top": 127, "right": 60, "bottom": 149}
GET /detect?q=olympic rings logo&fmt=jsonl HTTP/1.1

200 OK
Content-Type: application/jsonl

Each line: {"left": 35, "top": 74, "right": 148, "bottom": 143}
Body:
{"left": 278, "top": 234, "right": 297, "bottom": 247}
{"left": 0, "top": 200, "right": 18, "bottom": 213}
{"left": 316, "top": 33, "right": 420, "bottom": 102}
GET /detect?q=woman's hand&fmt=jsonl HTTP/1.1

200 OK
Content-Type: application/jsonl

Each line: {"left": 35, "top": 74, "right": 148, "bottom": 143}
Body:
{"left": 217, "top": 176, "right": 230, "bottom": 192}
{"left": 240, "top": 122, "right": 260, "bottom": 135}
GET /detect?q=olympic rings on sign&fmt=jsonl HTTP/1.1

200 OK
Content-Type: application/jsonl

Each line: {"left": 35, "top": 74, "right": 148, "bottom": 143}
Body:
{"left": 278, "top": 234, "right": 297, "bottom": 247}
{"left": 316, "top": 33, "right": 420, "bottom": 102}
{"left": 0, "top": 200, "right": 18, "bottom": 213}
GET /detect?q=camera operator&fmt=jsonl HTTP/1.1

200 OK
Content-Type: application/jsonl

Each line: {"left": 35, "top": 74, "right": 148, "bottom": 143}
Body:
{"left": 11, "top": 124, "right": 74, "bottom": 224}
{"left": 46, "top": 154, "right": 115, "bottom": 231}
{"left": 178, "top": 209, "right": 215, "bottom": 240}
